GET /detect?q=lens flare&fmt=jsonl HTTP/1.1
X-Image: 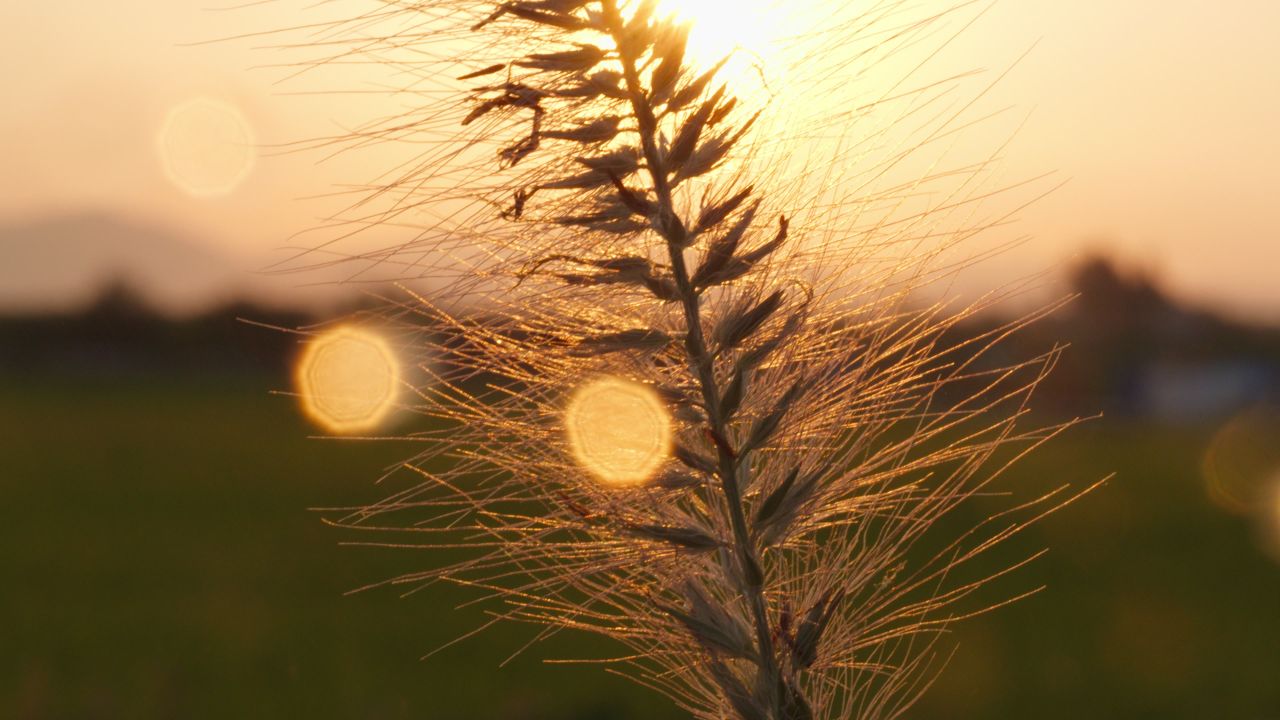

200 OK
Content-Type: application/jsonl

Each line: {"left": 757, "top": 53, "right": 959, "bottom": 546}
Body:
{"left": 1263, "top": 476, "right": 1280, "bottom": 564}
{"left": 295, "top": 326, "right": 401, "bottom": 434}
{"left": 565, "top": 376, "right": 673, "bottom": 486}
{"left": 1203, "top": 406, "right": 1280, "bottom": 514}
{"left": 156, "top": 97, "right": 255, "bottom": 197}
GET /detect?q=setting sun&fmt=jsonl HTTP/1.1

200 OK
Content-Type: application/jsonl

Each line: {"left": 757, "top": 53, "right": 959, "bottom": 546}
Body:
{"left": 658, "top": 0, "right": 791, "bottom": 90}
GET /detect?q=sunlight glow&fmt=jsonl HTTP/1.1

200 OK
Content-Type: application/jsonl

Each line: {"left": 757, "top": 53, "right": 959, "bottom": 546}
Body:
{"left": 658, "top": 0, "right": 792, "bottom": 91}
{"left": 295, "top": 326, "right": 400, "bottom": 434}
{"left": 156, "top": 97, "right": 255, "bottom": 198}
{"left": 565, "top": 377, "right": 673, "bottom": 486}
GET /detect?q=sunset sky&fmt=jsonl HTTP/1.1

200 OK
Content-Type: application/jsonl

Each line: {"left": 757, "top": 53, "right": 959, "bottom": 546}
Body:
{"left": 2, "top": 0, "right": 1277, "bottom": 319}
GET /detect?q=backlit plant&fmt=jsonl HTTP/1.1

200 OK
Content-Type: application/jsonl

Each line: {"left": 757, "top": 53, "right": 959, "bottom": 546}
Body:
{"left": 284, "top": 1, "right": 1090, "bottom": 717}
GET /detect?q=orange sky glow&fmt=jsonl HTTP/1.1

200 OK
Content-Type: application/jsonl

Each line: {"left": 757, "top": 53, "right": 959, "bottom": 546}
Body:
{"left": 1, "top": 1, "right": 1276, "bottom": 320}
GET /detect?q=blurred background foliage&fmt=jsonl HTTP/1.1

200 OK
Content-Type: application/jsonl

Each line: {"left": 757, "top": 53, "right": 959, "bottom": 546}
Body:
{"left": 3, "top": 255, "right": 1279, "bottom": 719}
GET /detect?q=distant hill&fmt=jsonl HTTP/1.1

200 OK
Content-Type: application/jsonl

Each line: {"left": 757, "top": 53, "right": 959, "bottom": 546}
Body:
{"left": 0, "top": 211, "right": 242, "bottom": 316}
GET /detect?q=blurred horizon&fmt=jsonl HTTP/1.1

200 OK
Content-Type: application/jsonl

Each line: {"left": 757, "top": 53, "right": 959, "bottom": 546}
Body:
{"left": 6, "top": 205, "right": 1280, "bottom": 325}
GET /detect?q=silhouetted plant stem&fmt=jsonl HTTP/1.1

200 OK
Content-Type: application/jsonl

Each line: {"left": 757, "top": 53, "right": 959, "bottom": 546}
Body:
{"left": 601, "top": 1, "right": 784, "bottom": 714}
{"left": 291, "top": 2, "right": 1095, "bottom": 716}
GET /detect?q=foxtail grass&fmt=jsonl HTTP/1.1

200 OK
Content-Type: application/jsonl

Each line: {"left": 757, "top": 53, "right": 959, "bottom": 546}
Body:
{"left": 273, "top": 1, "right": 1095, "bottom": 717}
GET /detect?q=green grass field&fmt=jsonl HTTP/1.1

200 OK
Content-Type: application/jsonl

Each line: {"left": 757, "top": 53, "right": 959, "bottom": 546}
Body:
{"left": 3, "top": 373, "right": 1278, "bottom": 718}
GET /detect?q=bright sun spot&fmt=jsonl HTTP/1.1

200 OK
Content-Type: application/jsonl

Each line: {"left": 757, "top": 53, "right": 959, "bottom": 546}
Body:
{"left": 156, "top": 97, "right": 255, "bottom": 198}
{"left": 659, "top": 0, "right": 792, "bottom": 90}
{"left": 565, "top": 377, "right": 673, "bottom": 486}
{"left": 295, "top": 326, "right": 401, "bottom": 434}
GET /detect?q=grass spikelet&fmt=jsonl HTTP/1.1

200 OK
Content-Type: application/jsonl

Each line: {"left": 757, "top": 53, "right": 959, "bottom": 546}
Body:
{"left": 268, "top": 1, "right": 1095, "bottom": 717}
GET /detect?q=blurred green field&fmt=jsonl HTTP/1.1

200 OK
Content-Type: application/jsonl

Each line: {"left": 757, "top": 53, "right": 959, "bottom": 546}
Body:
{"left": 3, "top": 373, "right": 1278, "bottom": 719}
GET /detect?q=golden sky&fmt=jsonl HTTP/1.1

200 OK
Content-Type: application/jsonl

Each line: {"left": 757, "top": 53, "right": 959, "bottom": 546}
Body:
{"left": 1, "top": 1, "right": 1276, "bottom": 319}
